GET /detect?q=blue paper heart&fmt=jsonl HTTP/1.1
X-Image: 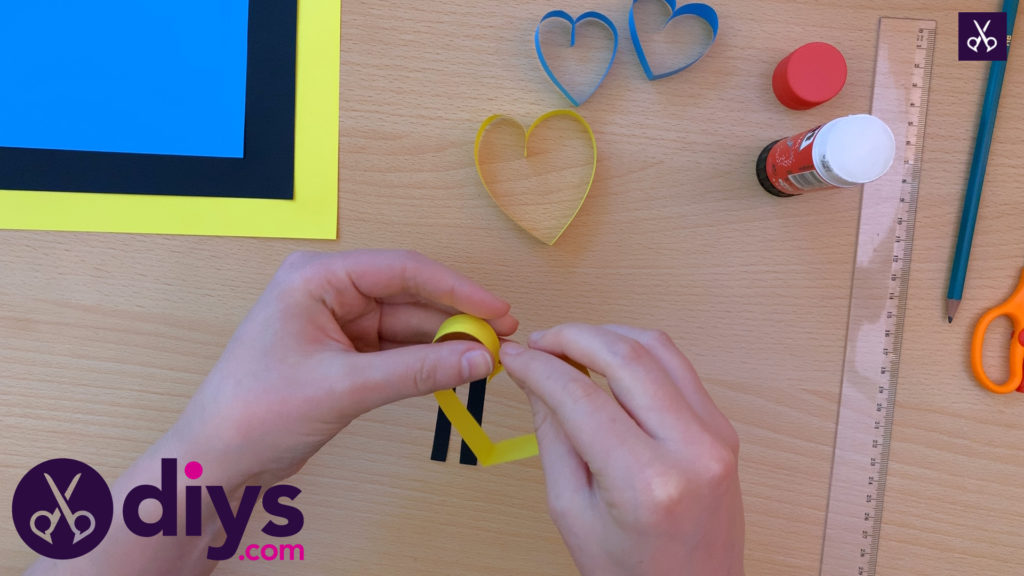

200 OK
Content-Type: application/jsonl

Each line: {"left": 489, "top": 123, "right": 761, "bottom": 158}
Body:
{"left": 535, "top": 10, "right": 619, "bottom": 107}
{"left": 629, "top": 0, "right": 719, "bottom": 81}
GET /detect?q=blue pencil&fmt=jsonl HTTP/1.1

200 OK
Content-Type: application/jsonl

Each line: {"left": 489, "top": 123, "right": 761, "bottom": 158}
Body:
{"left": 948, "top": 0, "right": 1020, "bottom": 323}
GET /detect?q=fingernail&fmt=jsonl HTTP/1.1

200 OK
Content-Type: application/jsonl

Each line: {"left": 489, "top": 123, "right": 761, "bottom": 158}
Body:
{"left": 501, "top": 341, "right": 525, "bottom": 356}
{"left": 461, "top": 349, "right": 493, "bottom": 381}
{"left": 528, "top": 330, "right": 546, "bottom": 345}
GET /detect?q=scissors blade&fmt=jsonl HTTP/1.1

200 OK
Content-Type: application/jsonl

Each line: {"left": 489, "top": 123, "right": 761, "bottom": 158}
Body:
{"left": 63, "top": 473, "right": 80, "bottom": 500}
{"left": 975, "top": 19, "right": 991, "bottom": 36}
{"left": 44, "top": 473, "right": 77, "bottom": 531}
{"left": 43, "top": 473, "right": 64, "bottom": 502}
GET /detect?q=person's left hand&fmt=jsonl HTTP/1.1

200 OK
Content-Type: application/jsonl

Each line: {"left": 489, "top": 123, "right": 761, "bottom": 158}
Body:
{"left": 170, "top": 249, "right": 516, "bottom": 488}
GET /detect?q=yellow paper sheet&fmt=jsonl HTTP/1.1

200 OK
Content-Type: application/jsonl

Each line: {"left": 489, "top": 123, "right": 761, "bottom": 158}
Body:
{"left": 0, "top": 1, "right": 340, "bottom": 239}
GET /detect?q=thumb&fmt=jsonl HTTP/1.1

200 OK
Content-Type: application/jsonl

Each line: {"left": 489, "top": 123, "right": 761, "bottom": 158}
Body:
{"left": 342, "top": 340, "right": 494, "bottom": 415}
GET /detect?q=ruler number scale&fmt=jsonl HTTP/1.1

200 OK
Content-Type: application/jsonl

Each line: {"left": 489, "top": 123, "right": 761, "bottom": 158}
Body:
{"left": 819, "top": 19, "right": 935, "bottom": 576}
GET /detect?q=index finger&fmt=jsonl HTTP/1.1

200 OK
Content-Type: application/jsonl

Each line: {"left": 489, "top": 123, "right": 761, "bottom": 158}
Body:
{"left": 500, "top": 342, "right": 652, "bottom": 476}
{"left": 528, "top": 324, "right": 703, "bottom": 440}
{"left": 294, "top": 250, "right": 517, "bottom": 334}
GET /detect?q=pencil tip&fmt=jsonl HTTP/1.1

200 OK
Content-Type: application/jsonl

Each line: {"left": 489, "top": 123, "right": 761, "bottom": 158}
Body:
{"left": 946, "top": 299, "right": 961, "bottom": 324}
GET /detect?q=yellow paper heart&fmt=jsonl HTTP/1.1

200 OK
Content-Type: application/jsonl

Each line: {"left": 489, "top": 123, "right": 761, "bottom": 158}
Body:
{"left": 474, "top": 110, "right": 597, "bottom": 245}
{"left": 432, "top": 314, "right": 589, "bottom": 467}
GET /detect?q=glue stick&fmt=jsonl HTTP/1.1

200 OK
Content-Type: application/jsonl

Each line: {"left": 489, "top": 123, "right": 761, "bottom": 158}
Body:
{"left": 756, "top": 114, "right": 895, "bottom": 197}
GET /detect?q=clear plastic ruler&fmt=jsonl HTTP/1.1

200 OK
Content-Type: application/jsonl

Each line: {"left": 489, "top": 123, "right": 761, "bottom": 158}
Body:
{"left": 819, "top": 17, "right": 935, "bottom": 576}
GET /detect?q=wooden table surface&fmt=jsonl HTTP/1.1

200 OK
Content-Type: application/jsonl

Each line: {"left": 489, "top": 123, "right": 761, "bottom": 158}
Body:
{"left": 3, "top": 0, "right": 1024, "bottom": 574}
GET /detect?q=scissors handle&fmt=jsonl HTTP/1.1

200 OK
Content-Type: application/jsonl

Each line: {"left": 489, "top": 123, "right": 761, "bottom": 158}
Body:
{"left": 29, "top": 509, "right": 57, "bottom": 544}
{"left": 68, "top": 510, "right": 96, "bottom": 544}
{"left": 971, "top": 269, "right": 1024, "bottom": 394}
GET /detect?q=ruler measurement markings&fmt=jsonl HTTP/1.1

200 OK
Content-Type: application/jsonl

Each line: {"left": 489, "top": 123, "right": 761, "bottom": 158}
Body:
{"left": 820, "top": 19, "right": 935, "bottom": 576}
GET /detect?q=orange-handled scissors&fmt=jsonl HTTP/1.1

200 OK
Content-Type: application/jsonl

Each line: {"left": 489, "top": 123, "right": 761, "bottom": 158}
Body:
{"left": 972, "top": 268, "right": 1024, "bottom": 394}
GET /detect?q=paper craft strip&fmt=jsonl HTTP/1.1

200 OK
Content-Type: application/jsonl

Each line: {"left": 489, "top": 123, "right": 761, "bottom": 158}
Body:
{"left": 432, "top": 315, "right": 540, "bottom": 467}
{"left": 431, "top": 315, "right": 590, "bottom": 467}
{"left": 535, "top": 10, "right": 619, "bottom": 107}
{"left": 458, "top": 379, "right": 489, "bottom": 465}
{"left": 629, "top": 0, "right": 719, "bottom": 81}
{"left": 0, "top": 0, "right": 338, "bottom": 238}
{"left": 474, "top": 110, "right": 597, "bottom": 245}
{"left": 430, "top": 377, "right": 488, "bottom": 465}
{"left": 0, "top": 0, "right": 296, "bottom": 199}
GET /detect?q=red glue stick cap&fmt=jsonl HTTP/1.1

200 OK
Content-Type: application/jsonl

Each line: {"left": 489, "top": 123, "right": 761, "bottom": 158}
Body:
{"left": 772, "top": 42, "right": 847, "bottom": 110}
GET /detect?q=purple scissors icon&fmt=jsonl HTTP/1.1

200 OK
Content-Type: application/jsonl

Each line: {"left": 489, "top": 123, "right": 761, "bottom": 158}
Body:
{"left": 29, "top": 473, "right": 96, "bottom": 545}
{"left": 967, "top": 18, "right": 1000, "bottom": 52}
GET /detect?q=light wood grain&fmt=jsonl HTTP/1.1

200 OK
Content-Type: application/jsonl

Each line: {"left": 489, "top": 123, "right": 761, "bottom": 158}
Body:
{"left": 2, "top": 0, "right": 1022, "bottom": 574}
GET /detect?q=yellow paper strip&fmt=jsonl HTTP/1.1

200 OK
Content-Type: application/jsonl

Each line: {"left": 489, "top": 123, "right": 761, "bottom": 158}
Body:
{"left": 431, "top": 314, "right": 590, "bottom": 466}
{"left": 434, "top": 389, "right": 496, "bottom": 463}
{"left": 484, "top": 435, "right": 540, "bottom": 467}
{"left": 0, "top": 1, "right": 341, "bottom": 239}
{"left": 432, "top": 314, "right": 538, "bottom": 466}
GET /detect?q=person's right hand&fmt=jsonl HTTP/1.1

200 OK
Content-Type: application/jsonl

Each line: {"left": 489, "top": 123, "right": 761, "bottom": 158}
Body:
{"left": 500, "top": 325, "right": 745, "bottom": 576}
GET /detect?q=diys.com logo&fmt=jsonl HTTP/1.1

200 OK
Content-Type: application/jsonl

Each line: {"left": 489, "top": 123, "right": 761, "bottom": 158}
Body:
{"left": 12, "top": 459, "right": 114, "bottom": 560}
{"left": 12, "top": 458, "right": 305, "bottom": 562}
{"left": 958, "top": 11, "right": 1009, "bottom": 61}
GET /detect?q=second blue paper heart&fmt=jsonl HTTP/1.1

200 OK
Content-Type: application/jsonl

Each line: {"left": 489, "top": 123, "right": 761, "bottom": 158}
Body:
{"left": 535, "top": 10, "right": 619, "bottom": 107}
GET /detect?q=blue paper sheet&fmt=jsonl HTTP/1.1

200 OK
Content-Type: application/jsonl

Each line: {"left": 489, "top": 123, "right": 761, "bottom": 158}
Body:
{"left": 0, "top": 1, "right": 249, "bottom": 158}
